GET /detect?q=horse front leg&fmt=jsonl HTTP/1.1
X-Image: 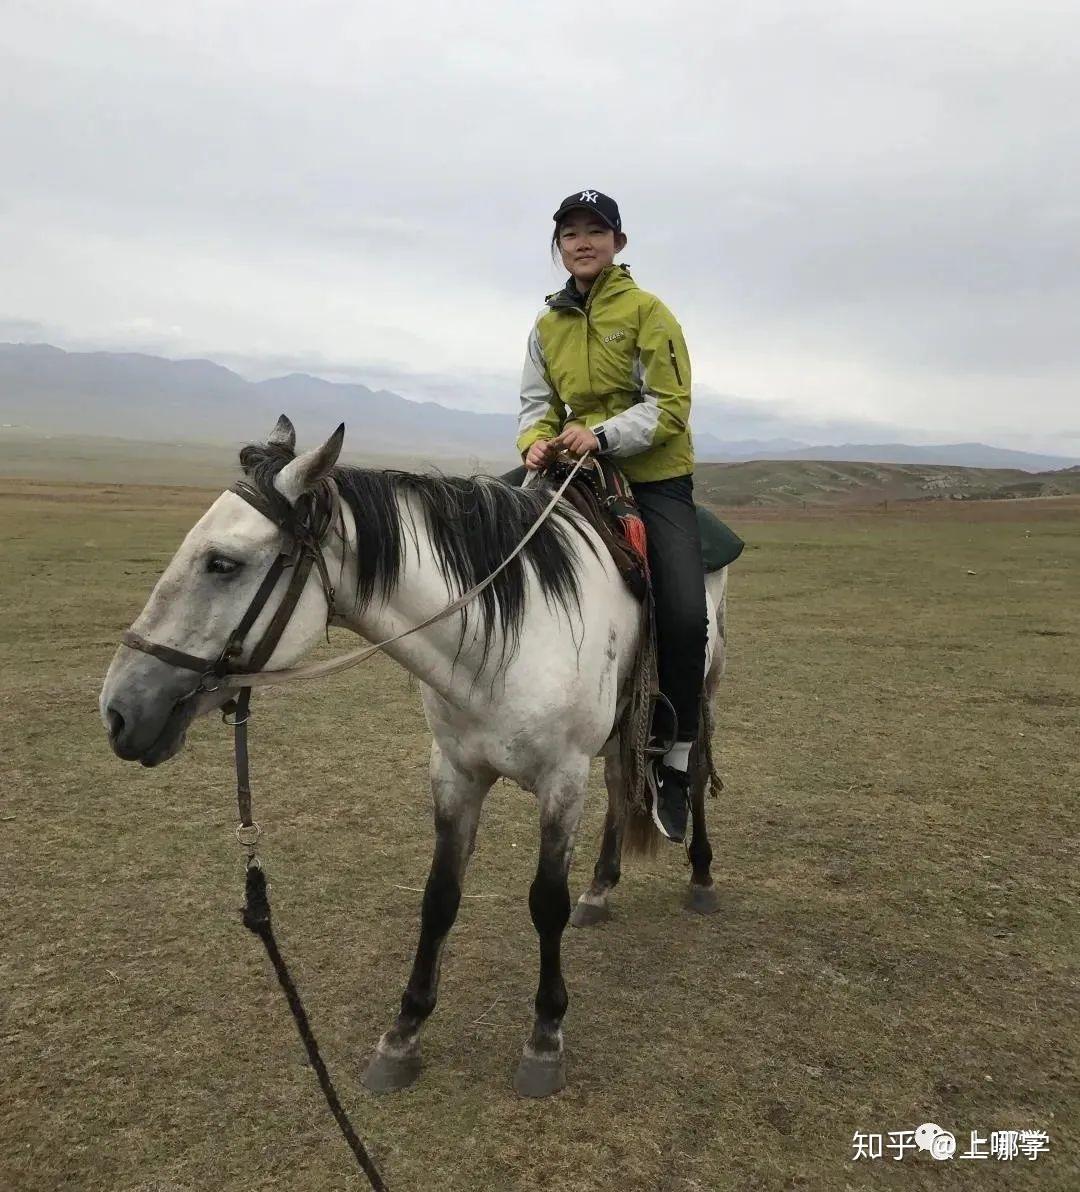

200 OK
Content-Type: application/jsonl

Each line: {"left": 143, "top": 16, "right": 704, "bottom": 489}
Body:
{"left": 362, "top": 743, "right": 490, "bottom": 1094}
{"left": 514, "top": 757, "right": 589, "bottom": 1098}
{"left": 570, "top": 753, "right": 624, "bottom": 927}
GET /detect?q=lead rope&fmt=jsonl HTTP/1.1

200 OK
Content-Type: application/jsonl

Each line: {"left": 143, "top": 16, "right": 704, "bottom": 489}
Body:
{"left": 230, "top": 686, "right": 389, "bottom": 1192}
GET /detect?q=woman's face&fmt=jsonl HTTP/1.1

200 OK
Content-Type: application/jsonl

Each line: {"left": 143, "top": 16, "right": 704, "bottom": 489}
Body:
{"left": 557, "top": 209, "right": 627, "bottom": 286}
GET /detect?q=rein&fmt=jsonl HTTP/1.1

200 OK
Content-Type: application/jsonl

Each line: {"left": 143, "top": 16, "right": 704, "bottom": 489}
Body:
{"left": 119, "top": 454, "right": 589, "bottom": 1189}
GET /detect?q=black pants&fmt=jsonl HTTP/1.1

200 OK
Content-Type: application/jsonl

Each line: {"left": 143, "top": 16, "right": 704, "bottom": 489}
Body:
{"left": 502, "top": 467, "right": 707, "bottom": 744}
{"left": 634, "top": 475, "right": 707, "bottom": 744}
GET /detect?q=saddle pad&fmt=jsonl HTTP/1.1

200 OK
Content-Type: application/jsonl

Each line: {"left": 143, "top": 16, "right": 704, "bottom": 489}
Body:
{"left": 697, "top": 506, "right": 745, "bottom": 572}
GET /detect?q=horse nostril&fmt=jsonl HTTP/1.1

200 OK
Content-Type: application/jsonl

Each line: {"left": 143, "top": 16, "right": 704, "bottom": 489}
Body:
{"left": 106, "top": 707, "right": 126, "bottom": 742}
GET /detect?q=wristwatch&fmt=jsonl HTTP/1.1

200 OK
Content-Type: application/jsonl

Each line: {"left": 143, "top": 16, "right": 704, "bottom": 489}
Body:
{"left": 594, "top": 425, "right": 610, "bottom": 454}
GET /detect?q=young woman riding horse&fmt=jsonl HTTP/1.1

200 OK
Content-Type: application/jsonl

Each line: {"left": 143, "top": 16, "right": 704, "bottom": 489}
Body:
{"left": 99, "top": 198, "right": 727, "bottom": 1099}
{"left": 517, "top": 189, "right": 707, "bottom": 843}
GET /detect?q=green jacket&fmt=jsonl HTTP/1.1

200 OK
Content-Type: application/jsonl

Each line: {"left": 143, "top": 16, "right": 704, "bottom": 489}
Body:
{"left": 516, "top": 264, "right": 694, "bottom": 483}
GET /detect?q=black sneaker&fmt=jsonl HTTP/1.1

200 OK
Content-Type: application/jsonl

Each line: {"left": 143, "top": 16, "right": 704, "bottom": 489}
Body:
{"left": 648, "top": 761, "right": 690, "bottom": 843}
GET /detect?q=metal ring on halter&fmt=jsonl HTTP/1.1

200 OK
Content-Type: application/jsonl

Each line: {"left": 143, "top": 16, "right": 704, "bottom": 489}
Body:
{"left": 236, "top": 822, "right": 261, "bottom": 847}
{"left": 221, "top": 705, "right": 249, "bottom": 727}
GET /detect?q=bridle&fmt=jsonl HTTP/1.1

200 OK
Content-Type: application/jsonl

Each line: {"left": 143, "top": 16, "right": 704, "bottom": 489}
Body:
{"left": 121, "top": 478, "right": 342, "bottom": 693}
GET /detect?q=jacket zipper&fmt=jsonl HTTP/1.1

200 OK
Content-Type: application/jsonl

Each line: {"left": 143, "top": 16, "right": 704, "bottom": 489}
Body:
{"left": 667, "top": 339, "right": 683, "bottom": 386}
{"left": 549, "top": 267, "right": 620, "bottom": 403}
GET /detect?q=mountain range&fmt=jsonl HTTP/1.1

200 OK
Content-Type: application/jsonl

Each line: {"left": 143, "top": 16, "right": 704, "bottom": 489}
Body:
{"left": 1, "top": 342, "right": 1075, "bottom": 473}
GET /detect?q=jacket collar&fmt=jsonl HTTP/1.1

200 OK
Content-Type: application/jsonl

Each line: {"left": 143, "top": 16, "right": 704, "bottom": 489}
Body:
{"left": 546, "top": 263, "right": 634, "bottom": 312}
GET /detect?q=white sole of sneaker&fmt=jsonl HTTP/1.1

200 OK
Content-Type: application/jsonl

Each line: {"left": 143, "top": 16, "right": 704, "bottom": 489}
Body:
{"left": 647, "top": 785, "right": 683, "bottom": 843}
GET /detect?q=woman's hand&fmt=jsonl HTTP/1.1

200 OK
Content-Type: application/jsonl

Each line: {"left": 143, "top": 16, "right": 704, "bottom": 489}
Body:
{"left": 554, "top": 424, "right": 599, "bottom": 456}
{"left": 524, "top": 439, "right": 555, "bottom": 471}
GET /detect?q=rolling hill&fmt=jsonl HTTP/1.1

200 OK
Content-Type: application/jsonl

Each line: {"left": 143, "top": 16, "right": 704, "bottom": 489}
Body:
{"left": 694, "top": 459, "right": 1080, "bottom": 508}
{"left": 718, "top": 441, "right": 1079, "bottom": 472}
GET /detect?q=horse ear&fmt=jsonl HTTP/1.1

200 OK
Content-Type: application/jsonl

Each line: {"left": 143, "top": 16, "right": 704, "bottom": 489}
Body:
{"left": 273, "top": 423, "right": 345, "bottom": 505}
{"left": 267, "top": 414, "right": 296, "bottom": 451}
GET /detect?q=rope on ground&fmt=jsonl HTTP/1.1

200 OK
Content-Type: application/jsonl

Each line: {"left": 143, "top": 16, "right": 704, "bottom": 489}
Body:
{"left": 242, "top": 864, "right": 389, "bottom": 1192}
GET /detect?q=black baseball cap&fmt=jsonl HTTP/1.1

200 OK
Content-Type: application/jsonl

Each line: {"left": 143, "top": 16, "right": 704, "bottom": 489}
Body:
{"left": 552, "top": 189, "right": 622, "bottom": 233}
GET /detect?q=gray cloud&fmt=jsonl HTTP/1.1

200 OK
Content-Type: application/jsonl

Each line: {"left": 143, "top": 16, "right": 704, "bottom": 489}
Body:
{"left": 2, "top": 0, "right": 1077, "bottom": 453}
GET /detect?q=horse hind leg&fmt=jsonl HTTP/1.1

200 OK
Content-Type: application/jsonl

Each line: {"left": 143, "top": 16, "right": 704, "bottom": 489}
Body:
{"left": 514, "top": 757, "right": 589, "bottom": 1098}
{"left": 362, "top": 744, "right": 490, "bottom": 1094}
{"left": 685, "top": 675, "right": 722, "bottom": 916}
{"left": 570, "top": 753, "right": 624, "bottom": 928}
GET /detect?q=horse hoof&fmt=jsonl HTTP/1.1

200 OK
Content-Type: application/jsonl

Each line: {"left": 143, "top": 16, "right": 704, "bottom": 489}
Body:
{"left": 361, "top": 1047, "right": 421, "bottom": 1094}
{"left": 685, "top": 884, "right": 720, "bottom": 915}
{"left": 570, "top": 898, "right": 611, "bottom": 928}
{"left": 513, "top": 1051, "right": 566, "bottom": 1099}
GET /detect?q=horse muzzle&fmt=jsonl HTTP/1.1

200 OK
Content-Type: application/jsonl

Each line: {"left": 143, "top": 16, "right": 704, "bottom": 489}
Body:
{"left": 103, "top": 695, "right": 195, "bottom": 766}
{"left": 100, "top": 648, "right": 228, "bottom": 767}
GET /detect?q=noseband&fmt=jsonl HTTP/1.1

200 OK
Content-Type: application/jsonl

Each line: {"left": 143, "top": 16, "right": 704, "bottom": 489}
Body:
{"left": 121, "top": 479, "right": 340, "bottom": 692}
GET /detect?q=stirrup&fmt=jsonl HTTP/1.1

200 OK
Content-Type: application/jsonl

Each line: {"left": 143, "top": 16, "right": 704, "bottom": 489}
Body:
{"left": 644, "top": 693, "right": 678, "bottom": 757}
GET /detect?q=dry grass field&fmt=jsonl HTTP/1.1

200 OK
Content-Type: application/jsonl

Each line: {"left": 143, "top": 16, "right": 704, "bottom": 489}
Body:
{"left": 2, "top": 477, "right": 1077, "bottom": 1191}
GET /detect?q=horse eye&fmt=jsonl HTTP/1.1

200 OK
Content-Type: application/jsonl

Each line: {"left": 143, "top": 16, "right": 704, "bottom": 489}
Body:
{"left": 207, "top": 555, "right": 242, "bottom": 575}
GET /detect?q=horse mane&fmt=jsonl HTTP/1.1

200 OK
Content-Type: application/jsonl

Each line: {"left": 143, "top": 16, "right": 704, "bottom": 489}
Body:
{"left": 238, "top": 442, "right": 593, "bottom": 668}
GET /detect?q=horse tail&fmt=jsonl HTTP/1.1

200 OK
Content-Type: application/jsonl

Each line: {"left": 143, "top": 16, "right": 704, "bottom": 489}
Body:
{"left": 621, "top": 795, "right": 660, "bottom": 858}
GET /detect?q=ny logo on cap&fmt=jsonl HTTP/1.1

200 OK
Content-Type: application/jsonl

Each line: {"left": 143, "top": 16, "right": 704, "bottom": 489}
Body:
{"left": 580, "top": 190, "right": 599, "bottom": 203}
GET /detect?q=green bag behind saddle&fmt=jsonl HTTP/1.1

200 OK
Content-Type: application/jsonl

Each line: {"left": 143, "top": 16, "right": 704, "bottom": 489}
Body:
{"left": 697, "top": 506, "right": 745, "bottom": 572}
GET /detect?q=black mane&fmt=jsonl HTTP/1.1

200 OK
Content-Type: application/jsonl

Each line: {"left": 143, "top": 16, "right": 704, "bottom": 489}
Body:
{"left": 238, "top": 442, "right": 592, "bottom": 666}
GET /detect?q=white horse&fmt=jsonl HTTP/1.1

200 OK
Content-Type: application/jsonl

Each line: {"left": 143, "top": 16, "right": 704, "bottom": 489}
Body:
{"left": 100, "top": 417, "right": 728, "bottom": 1098}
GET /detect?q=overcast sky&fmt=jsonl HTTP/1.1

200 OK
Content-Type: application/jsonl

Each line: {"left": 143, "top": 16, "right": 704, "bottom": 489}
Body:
{"left": 3, "top": 0, "right": 1078, "bottom": 451}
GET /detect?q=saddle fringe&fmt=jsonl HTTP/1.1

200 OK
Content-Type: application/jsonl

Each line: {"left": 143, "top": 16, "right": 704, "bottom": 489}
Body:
{"left": 617, "top": 597, "right": 659, "bottom": 856}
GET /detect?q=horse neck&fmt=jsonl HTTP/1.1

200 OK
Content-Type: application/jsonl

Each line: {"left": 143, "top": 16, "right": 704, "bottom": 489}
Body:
{"left": 327, "top": 487, "right": 495, "bottom": 702}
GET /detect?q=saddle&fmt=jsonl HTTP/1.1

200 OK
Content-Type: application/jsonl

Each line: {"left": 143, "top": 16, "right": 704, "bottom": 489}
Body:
{"left": 541, "top": 453, "right": 650, "bottom": 602}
